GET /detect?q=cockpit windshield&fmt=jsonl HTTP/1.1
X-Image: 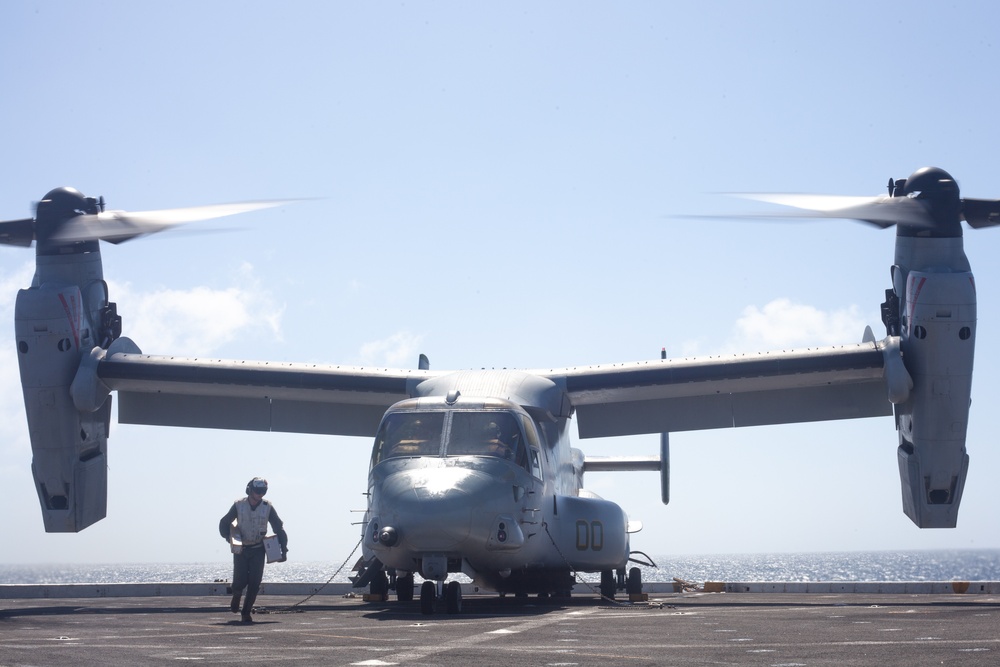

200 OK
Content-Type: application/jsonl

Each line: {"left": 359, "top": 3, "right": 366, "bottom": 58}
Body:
{"left": 370, "top": 410, "right": 531, "bottom": 471}
{"left": 446, "top": 411, "right": 527, "bottom": 467}
{"left": 371, "top": 412, "right": 445, "bottom": 466}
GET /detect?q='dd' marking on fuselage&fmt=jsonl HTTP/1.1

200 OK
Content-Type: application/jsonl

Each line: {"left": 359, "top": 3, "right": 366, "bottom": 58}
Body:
{"left": 575, "top": 520, "right": 604, "bottom": 551}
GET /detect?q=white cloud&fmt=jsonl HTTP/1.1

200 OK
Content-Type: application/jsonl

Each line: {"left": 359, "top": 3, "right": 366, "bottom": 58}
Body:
{"left": 678, "top": 298, "right": 873, "bottom": 357}
{"left": 109, "top": 262, "right": 283, "bottom": 356}
{"left": 359, "top": 330, "right": 424, "bottom": 368}
{"left": 726, "top": 298, "right": 869, "bottom": 351}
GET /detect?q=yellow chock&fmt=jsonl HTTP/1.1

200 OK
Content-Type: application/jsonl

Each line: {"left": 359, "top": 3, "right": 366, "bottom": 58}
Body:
{"left": 629, "top": 593, "right": 649, "bottom": 602}
{"left": 363, "top": 593, "right": 386, "bottom": 602}
{"left": 951, "top": 581, "right": 970, "bottom": 594}
{"left": 703, "top": 582, "right": 726, "bottom": 593}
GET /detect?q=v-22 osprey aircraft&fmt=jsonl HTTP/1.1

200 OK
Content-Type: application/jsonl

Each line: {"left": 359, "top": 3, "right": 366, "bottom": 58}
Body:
{"left": 6, "top": 167, "right": 998, "bottom": 613}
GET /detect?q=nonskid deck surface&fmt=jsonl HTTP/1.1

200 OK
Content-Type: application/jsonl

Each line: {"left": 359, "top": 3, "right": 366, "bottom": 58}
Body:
{"left": 1, "top": 591, "right": 999, "bottom": 666}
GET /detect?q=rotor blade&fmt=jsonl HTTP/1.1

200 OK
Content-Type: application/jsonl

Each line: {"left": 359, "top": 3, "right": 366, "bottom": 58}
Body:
{"left": 962, "top": 198, "right": 1000, "bottom": 229}
{"left": 734, "top": 193, "right": 936, "bottom": 229}
{"left": 50, "top": 200, "right": 293, "bottom": 243}
{"left": 0, "top": 217, "right": 35, "bottom": 246}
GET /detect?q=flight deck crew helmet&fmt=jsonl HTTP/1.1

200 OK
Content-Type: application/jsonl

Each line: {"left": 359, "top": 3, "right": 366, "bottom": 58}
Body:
{"left": 246, "top": 477, "right": 268, "bottom": 497}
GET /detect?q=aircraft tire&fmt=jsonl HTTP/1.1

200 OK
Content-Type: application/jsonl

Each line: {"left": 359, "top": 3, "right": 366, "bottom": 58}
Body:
{"left": 445, "top": 580, "right": 462, "bottom": 614}
{"left": 626, "top": 567, "right": 642, "bottom": 595}
{"left": 370, "top": 571, "right": 388, "bottom": 597}
{"left": 600, "top": 570, "right": 616, "bottom": 600}
{"left": 396, "top": 573, "right": 414, "bottom": 602}
{"left": 420, "top": 581, "right": 436, "bottom": 615}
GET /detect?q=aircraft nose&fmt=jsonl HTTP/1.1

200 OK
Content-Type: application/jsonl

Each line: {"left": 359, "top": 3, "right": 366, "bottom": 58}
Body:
{"left": 377, "top": 466, "right": 496, "bottom": 551}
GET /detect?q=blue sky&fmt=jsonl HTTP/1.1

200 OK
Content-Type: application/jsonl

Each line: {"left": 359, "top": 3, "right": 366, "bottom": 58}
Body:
{"left": 3, "top": 2, "right": 1000, "bottom": 566}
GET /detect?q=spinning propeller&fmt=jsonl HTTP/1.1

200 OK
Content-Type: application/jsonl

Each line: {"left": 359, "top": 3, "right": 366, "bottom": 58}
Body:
{"left": 0, "top": 186, "right": 289, "bottom": 250}
{"left": 738, "top": 167, "right": 1000, "bottom": 236}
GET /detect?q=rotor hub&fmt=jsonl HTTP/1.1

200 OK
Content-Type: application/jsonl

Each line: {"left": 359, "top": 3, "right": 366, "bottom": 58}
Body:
{"left": 34, "top": 187, "right": 102, "bottom": 254}
{"left": 897, "top": 167, "right": 963, "bottom": 238}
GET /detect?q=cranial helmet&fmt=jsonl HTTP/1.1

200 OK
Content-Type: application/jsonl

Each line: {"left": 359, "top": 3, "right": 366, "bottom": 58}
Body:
{"left": 246, "top": 477, "right": 268, "bottom": 496}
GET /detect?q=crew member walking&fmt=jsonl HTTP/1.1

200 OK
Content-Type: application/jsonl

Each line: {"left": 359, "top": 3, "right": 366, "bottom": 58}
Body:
{"left": 219, "top": 477, "right": 288, "bottom": 622}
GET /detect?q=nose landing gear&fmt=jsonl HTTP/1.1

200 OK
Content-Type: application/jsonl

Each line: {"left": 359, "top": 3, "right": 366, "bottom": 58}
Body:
{"left": 419, "top": 579, "right": 463, "bottom": 615}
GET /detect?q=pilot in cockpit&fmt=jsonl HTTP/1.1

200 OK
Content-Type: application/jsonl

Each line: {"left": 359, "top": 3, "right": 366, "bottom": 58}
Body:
{"left": 389, "top": 418, "right": 434, "bottom": 457}
{"left": 481, "top": 421, "right": 513, "bottom": 459}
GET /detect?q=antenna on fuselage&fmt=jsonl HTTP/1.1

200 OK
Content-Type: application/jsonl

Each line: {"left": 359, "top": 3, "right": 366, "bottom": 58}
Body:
{"left": 660, "top": 347, "right": 670, "bottom": 505}
{"left": 418, "top": 353, "right": 430, "bottom": 370}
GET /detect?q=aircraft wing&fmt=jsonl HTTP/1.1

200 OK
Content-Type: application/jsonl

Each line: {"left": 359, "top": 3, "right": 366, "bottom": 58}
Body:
{"left": 544, "top": 339, "right": 902, "bottom": 438}
{"left": 95, "top": 352, "right": 437, "bottom": 437}
{"left": 96, "top": 338, "right": 902, "bottom": 440}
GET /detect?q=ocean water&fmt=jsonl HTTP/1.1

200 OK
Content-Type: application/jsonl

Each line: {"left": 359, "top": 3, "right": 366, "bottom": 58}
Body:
{"left": 2, "top": 550, "right": 998, "bottom": 585}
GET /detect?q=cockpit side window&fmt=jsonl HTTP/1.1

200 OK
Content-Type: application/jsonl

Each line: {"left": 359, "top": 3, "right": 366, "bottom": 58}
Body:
{"left": 518, "top": 414, "right": 544, "bottom": 479}
{"left": 528, "top": 448, "right": 542, "bottom": 479}
{"left": 370, "top": 412, "right": 445, "bottom": 467}
{"left": 447, "top": 411, "right": 527, "bottom": 468}
{"left": 518, "top": 414, "right": 541, "bottom": 449}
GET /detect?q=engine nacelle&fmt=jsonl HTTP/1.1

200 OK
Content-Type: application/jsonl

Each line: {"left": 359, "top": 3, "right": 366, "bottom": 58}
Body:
{"left": 895, "top": 269, "right": 975, "bottom": 528}
{"left": 15, "top": 280, "right": 111, "bottom": 532}
{"left": 550, "top": 494, "right": 629, "bottom": 571}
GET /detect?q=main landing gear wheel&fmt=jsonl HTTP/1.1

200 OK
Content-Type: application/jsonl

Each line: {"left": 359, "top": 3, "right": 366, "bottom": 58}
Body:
{"left": 626, "top": 567, "right": 642, "bottom": 595}
{"left": 445, "top": 580, "right": 462, "bottom": 614}
{"left": 370, "top": 571, "right": 389, "bottom": 599}
{"left": 420, "top": 581, "right": 436, "bottom": 615}
{"left": 600, "top": 570, "right": 616, "bottom": 600}
{"left": 396, "top": 573, "right": 414, "bottom": 602}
